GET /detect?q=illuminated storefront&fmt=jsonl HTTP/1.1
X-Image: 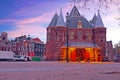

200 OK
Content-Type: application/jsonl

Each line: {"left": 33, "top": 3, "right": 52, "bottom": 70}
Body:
{"left": 61, "top": 42, "right": 102, "bottom": 62}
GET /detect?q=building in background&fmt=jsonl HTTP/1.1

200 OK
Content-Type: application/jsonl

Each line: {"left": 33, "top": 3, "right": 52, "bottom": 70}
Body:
{"left": 0, "top": 33, "right": 45, "bottom": 61}
{"left": 0, "top": 32, "right": 12, "bottom": 51}
{"left": 32, "top": 38, "right": 44, "bottom": 56}
{"left": 114, "top": 42, "right": 120, "bottom": 61}
{"left": 11, "top": 35, "right": 34, "bottom": 56}
{"left": 106, "top": 41, "right": 114, "bottom": 61}
{"left": 11, "top": 35, "right": 45, "bottom": 57}
{"left": 45, "top": 5, "right": 106, "bottom": 62}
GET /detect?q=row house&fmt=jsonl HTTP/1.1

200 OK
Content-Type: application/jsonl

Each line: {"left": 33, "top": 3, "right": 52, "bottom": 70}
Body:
{"left": 11, "top": 35, "right": 33, "bottom": 56}
{"left": 32, "top": 38, "right": 44, "bottom": 56}
{"left": 12, "top": 35, "right": 44, "bottom": 57}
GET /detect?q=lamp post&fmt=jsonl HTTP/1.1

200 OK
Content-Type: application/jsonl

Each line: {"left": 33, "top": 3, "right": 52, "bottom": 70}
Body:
{"left": 66, "top": 12, "right": 69, "bottom": 63}
{"left": 93, "top": 29, "right": 95, "bottom": 61}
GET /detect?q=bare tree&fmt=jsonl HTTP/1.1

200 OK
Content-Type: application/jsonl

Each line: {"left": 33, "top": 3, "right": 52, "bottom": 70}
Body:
{"left": 70, "top": 0, "right": 120, "bottom": 10}
{"left": 70, "top": 0, "right": 120, "bottom": 24}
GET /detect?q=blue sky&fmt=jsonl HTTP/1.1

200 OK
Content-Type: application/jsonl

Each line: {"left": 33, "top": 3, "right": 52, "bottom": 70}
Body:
{"left": 0, "top": 0, "right": 120, "bottom": 45}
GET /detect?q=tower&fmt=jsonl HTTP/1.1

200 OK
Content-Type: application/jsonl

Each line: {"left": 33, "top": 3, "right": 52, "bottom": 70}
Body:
{"left": 45, "top": 9, "right": 66, "bottom": 60}
{"left": 1, "top": 32, "right": 8, "bottom": 41}
{"left": 94, "top": 10, "right": 106, "bottom": 58}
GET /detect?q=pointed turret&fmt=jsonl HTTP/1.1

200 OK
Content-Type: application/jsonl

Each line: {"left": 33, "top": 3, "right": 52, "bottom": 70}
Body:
{"left": 56, "top": 8, "right": 65, "bottom": 26}
{"left": 95, "top": 10, "right": 104, "bottom": 28}
{"left": 48, "top": 12, "right": 59, "bottom": 27}
{"left": 91, "top": 13, "right": 97, "bottom": 26}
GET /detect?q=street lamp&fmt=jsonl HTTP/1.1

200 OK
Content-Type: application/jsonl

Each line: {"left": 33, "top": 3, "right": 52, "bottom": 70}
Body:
{"left": 92, "top": 29, "right": 95, "bottom": 61}
{"left": 66, "top": 12, "right": 69, "bottom": 63}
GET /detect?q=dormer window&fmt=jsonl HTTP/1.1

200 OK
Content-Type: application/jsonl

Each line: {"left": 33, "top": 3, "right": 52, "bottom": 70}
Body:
{"left": 78, "top": 20, "right": 82, "bottom": 28}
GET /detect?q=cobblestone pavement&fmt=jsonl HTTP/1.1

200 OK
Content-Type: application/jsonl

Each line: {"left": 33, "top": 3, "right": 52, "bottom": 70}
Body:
{"left": 0, "top": 61, "right": 120, "bottom": 80}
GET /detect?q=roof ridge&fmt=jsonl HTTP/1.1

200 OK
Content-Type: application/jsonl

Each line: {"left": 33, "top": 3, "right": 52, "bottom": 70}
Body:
{"left": 48, "top": 12, "right": 59, "bottom": 27}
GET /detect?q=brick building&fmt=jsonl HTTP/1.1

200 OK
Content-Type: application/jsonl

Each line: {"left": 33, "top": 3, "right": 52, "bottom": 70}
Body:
{"left": 106, "top": 41, "right": 114, "bottom": 61}
{"left": 45, "top": 5, "right": 106, "bottom": 62}
{"left": 114, "top": 42, "right": 120, "bottom": 61}
{"left": 11, "top": 35, "right": 34, "bottom": 56}
{"left": 0, "top": 32, "right": 12, "bottom": 51}
{"left": 32, "top": 38, "right": 44, "bottom": 56}
{"left": 12, "top": 35, "right": 44, "bottom": 57}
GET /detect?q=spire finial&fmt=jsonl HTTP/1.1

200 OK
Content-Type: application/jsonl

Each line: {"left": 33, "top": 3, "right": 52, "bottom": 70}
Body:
{"left": 74, "top": 0, "right": 75, "bottom": 6}
{"left": 73, "top": 0, "right": 76, "bottom": 6}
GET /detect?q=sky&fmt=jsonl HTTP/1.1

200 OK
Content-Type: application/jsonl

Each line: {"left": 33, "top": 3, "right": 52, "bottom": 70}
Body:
{"left": 0, "top": 0, "right": 120, "bottom": 45}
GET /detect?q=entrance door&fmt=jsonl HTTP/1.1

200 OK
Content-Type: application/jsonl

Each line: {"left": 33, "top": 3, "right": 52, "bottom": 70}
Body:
{"left": 76, "top": 48, "right": 84, "bottom": 62}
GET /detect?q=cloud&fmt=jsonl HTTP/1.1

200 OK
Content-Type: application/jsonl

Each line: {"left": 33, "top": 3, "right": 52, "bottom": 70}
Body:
{"left": 7, "top": 24, "right": 46, "bottom": 40}
{"left": 11, "top": 0, "right": 66, "bottom": 19}
{"left": 0, "top": 1, "right": 67, "bottom": 43}
{"left": 4, "top": 1, "right": 70, "bottom": 43}
{"left": 1, "top": 0, "right": 120, "bottom": 44}
{"left": 16, "top": 12, "right": 52, "bottom": 25}
{"left": 0, "top": 19, "right": 18, "bottom": 24}
{"left": 6, "top": 9, "right": 55, "bottom": 43}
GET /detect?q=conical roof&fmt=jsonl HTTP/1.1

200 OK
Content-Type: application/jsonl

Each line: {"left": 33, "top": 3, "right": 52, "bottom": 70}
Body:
{"left": 56, "top": 8, "right": 65, "bottom": 26}
{"left": 48, "top": 12, "right": 59, "bottom": 27}
{"left": 95, "top": 10, "right": 104, "bottom": 28}
{"left": 91, "top": 14, "right": 97, "bottom": 26}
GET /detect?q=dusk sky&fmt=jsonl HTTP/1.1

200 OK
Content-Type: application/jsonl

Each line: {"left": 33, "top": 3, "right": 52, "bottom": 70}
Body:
{"left": 0, "top": 0, "right": 120, "bottom": 45}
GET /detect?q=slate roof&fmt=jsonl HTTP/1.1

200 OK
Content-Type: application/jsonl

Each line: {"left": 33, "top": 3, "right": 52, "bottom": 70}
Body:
{"left": 91, "top": 14, "right": 97, "bottom": 26}
{"left": 63, "top": 42, "right": 100, "bottom": 48}
{"left": 33, "top": 38, "right": 41, "bottom": 42}
{"left": 56, "top": 8, "right": 65, "bottom": 26}
{"left": 67, "top": 5, "right": 94, "bottom": 28}
{"left": 48, "top": 12, "right": 59, "bottom": 27}
{"left": 69, "top": 5, "right": 81, "bottom": 17}
{"left": 48, "top": 5, "right": 104, "bottom": 29}
{"left": 95, "top": 10, "right": 104, "bottom": 28}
